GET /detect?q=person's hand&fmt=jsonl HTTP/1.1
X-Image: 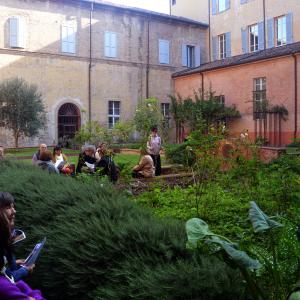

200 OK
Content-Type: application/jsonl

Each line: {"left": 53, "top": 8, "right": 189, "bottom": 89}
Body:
{"left": 16, "top": 259, "right": 25, "bottom": 265}
{"left": 24, "top": 264, "right": 35, "bottom": 273}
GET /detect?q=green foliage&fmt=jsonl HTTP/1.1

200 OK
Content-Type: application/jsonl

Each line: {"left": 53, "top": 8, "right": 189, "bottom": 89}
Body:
{"left": 0, "top": 77, "right": 46, "bottom": 147}
{"left": 74, "top": 121, "right": 112, "bottom": 146}
{"left": 133, "top": 98, "right": 165, "bottom": 141}
{"left": 0, "top": 160, "right": 247, "bottom": 300}
{"left": 111, "top": 121, "right": 135, "bottom": 143}
{"left": 169, "top": 89, "right": 240, "bottom": 142}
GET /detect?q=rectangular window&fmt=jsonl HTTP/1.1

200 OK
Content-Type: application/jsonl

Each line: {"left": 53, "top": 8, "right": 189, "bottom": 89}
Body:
{"left": 172, "top": 0, "right": 176, "bottom": 5}
{"left": 9, "top": 17, "right": 25, "bottom": 48}
{"left": 216, "top": 95, "right": 225, "bottom": 106}
{"left": 108, "top": 101, "right": 120, "bottom": 129}
{"left": 187, "top": 45, "right": 195, "bottom": 67}
{"left": 105, "top": 31, "right": 117, "bottom": 58}
{"left": 159, "top": 39, "right": 170, "bottom": 64}
{"left": 249, "top": 24, "right": 258, "bottom": 52}
{"left": 218, "top": 34, "right": 226, "bottom": 59}
{"left": 61, "top": 25, "right": 76, "bottom": 54}
{"left": 275, "top": 15, "right": 287, "bottom": 46}
{"left": 218, "top": 0, "right": 226, "bottom": 12}
{"left": 253, "top": 77, "right": 267, "bottom": 119}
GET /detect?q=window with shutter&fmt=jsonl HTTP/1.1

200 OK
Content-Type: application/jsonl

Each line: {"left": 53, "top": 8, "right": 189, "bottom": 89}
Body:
{"left": 275, "top": 15, "right": 287, "bottom": 46}
{"left": 9, "top": 17, "right": 25, "bottom": 48}
{"left": 105, "top": 32, "right": 117, "bottom": 58}
{"left": 159, "top": 40, "right": 170, "bottom": 64}
{"left": 61, "top": 24, "right": 76, "bottom": 54}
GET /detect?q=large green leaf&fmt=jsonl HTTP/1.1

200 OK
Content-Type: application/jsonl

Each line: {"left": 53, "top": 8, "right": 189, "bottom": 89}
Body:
{"left": 288, "top": 291, "right": 300, "bottom": 300}
{"left": 186, "top": 218, "right": 214, "bottom": 248}
{"left": 249, "top": 201, "right": 283, "bottom": 233}
{"left": 210, "top": 237, "right": 261, "bottom": 270}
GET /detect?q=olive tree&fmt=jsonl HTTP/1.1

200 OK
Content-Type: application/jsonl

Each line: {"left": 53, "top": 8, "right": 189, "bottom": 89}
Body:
{"left": 0, "top": 77, "right": 46, "bottom": 147}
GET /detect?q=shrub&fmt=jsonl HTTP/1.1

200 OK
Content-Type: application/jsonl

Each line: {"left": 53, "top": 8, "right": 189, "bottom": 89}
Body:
{"left": 0, "top": 160, "right": 247, "bottom": 300}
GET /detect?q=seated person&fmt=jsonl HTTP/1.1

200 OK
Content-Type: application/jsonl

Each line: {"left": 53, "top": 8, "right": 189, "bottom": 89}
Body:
{"left": 96, "top": 144, "right": 119, "bottom": 182}
{"left": 52, "top": 145, "right": 74, "bottom": 175}
{"left": 76, "top": 145, "right": 96, "bottom": 174}
{"left": 38, "top": 151, "right": 58, "bottom": 174}
{"left": 32, "top": 144, "right": 47, "bottom": 165}
{"left": 0, "top": 195, "right": 44, "bottom": 299}
{"left": 0, "top": 192, "right": 34, "bottom": 283}
{"left": 0, "top": 146, "right": 4, "bottom": 160}
{"left": 132, "top": 148, "right": 155, "bottom": 178}
{"left": 95, "top": 142, "right": 106, "bottom": 163}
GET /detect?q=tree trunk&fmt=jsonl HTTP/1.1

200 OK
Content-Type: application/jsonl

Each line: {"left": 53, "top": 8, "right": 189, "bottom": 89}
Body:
{"left": 14, "top": 132, "right": 19, "bottom": 148}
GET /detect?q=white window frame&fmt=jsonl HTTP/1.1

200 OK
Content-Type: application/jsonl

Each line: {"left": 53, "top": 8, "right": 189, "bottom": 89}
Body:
{"left": 249, "top": 24, "right": 259, "bottom": 52}
{"left": 105, "top": 31, "right": 117, "bottom": 58}
{"left": 187, "top": 45, "right": 195, "bottom": 68}
{"left": 275, "top": 15, "right": 287, "bottom": 47}
{"left": 159, "top": 39, "right": 170, "bottom": 64}
{"left": 218, "top": 0, "right": 226, "bottom": 13}
{"left": 61, "top": 24, "right": 76, "bottom": 54}
{"left": 108, "top": 101, "right": 120, "bottom": 129}
{"left": 253, "top": 77, "right": 266, "bottom": 118}
{"left": 9, "top": 17, "right": 26, "bottom": 48}
{"left": 218, "top": 34, "right": 226, "bottom": 59}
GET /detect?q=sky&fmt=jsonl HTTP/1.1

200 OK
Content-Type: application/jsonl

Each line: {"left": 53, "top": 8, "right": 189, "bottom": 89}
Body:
{"left": 106, "top": 0, "right": 170, "bottom": 14}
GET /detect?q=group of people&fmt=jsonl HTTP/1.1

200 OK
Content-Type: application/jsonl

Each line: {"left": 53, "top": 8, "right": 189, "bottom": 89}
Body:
{"left": 32, "top": 142, "right": 119, "bottom": 182}
{"left": 31, "top": 126, "right": 162, "bottom": 181}
{"left": 32, "top": 144, "right": 74, "bottom": 175}
{"left": 0, "top": 191, "right": 44, "bottom": 299}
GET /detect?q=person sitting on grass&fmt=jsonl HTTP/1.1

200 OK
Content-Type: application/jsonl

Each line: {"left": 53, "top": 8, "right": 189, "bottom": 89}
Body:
{"left": 96, "top": 143, "right": 119, "bottom": 182}
{"left": 76, "top": 144, "right": 97, "bottom": 174}
{"left": 38, "top": 150, "right": 58, "bottom": 174}
{"left": 52, "top": 145, "right": 74, "bottom": 175}
{"left": 0, "top": 205, "right": 45, "bottom": 300}
{"left": 32, "top": 144, "right": 47, "bottom": 165}
{"left": 132, "top": 148, "right": 155, "bottom": 178}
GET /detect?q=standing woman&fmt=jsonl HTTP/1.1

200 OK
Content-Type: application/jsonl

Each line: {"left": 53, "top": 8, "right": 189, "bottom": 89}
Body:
{"left": 147, "top": 126, "right": 162, "bottom": 176}
{"left": 0, "top": 209, "right": 44, "bottom": 299}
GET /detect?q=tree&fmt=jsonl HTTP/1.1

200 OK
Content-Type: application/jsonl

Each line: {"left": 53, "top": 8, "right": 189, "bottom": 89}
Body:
{"left": 133, "top": 98, "right": 164, "bottom": 141}
{"left": 0, "top": 77, "right": 46, "bottom": 147}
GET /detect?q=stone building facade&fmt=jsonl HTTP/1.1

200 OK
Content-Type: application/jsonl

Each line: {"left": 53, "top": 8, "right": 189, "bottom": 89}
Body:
{"left": 0, "top": 0, "right": 208, "bottom": 146}
{"left": 171, "top": 0, "right": 300, "bottom": 60}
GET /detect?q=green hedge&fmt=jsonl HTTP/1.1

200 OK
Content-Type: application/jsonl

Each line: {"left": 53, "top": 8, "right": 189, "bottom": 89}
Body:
{"left": 0, "top": 161, "right": 248, "bottom": 300}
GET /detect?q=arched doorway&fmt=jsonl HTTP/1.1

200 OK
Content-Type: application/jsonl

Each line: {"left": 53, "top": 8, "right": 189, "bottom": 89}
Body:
{"left": 57, "top": 103, "right": 81, "bottom": 139}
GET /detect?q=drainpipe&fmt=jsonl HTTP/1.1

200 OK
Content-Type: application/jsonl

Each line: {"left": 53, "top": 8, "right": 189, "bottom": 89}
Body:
{"left": 146, "top": 18, "right": 150, "bottom": 98}
{"left": 208, "top": 0, "right": 211, "bottom": 62}
{"left": 263, "top": 0, "right": 266, "bottom": 50}
{"left": 293, "top": 54, "right": 298, "bottom": 139}
{"left": 169, "top": 0, "right": 172, "bottom": 15}
{"left": 88, "top": 0, "right": 94, "bottom": 123}
{"left": 200, "top": 72, "right": 204, "bottom": 98}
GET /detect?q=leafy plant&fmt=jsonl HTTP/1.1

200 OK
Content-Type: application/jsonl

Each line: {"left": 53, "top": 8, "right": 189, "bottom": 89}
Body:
{"left": 0, "top": 77, "right": 46, "bottom": 147}
{"left": 186, "top": 201, "right": 300, "bottom": 300}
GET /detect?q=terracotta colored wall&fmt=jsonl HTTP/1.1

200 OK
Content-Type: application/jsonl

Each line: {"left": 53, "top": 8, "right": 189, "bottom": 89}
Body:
{"left": 174, "top": 54, "right": 300, "bottom": 146}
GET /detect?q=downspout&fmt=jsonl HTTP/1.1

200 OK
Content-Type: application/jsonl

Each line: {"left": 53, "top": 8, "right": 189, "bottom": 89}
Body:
{"left": 293, "top": 54, "right": 298, "bottom": 139}
{"left": 263, "top": 0, "right": 266, "bottom": 50}
{"left": 208, "top": 0, "right": 211, "bottom": 62}
{"left": 88, "top": 0, "right": 94, "bottom": 123}
{"left": 169, "top": 0, "right": 172, "bottom": 15}
{"left": 200, "top": 72, "right": 204, "bottom": 98}
{"left": 146, "top": 18, "right": 150, "bottom": 98}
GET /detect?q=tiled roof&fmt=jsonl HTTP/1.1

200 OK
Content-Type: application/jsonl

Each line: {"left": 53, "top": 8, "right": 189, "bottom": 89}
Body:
{"left": 173, "top": 41, "right": 300, "bottom": 78}
{"left": 78, "top": 0, "right": 208, "bottom": 27}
